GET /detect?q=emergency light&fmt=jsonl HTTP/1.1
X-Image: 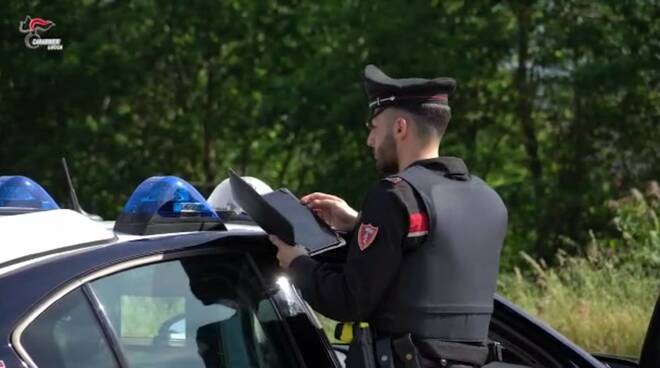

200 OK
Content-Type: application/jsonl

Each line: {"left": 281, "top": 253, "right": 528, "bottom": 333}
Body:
{"left": 0, "top": 176, "right": 59, "bottom": 214}
{"left": 114, "top": 176, "right": 225, "bottom": 235}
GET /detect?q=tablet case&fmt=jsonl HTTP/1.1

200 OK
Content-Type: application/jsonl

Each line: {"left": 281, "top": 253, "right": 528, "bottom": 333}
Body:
{"left": 228, "top": 171, "right": 345, "bottom": 255}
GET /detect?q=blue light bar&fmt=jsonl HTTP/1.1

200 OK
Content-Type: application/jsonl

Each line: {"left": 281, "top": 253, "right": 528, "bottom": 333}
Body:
{"left": 115, "top": 176, "right": 224, "bottom": 235}
{"left": 0, "top": 176, "right": 59, "bottom": 210}
{"left": 121, "top": 176, "right": 218, "bottom": 218}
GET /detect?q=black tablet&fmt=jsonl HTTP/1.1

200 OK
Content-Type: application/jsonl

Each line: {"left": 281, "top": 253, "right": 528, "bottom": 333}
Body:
{"left": 229, "top": 171, "right": 345, "bottom": 255}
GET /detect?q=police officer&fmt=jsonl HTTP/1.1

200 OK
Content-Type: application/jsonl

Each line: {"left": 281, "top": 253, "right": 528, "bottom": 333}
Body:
{"left": 270, "top": 65, "right": 508, "bottom": 368}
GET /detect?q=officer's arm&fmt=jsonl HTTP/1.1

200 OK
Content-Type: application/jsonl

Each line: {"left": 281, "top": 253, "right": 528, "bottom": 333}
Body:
{"left": 311, "top": 244, "right": 349, "bottom": 264}
{"left": 288, "top": 182, "right": 406, "bottom": 321}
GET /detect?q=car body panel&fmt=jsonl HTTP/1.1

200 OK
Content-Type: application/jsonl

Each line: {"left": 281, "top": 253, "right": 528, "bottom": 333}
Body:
{"left": 492, "top": 295, "right": 606, "bottom": 367}
{"left": 0, "top": 231, "right": 260, "bottom": 339}
{"left": 0, "top": 230, "right": 310, "bottom": 367}
{"left": 1, "top": 220, "right": 654, "bottom": 368}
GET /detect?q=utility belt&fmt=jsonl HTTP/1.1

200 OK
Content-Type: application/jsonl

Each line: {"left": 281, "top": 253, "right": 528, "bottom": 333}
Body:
{"left": 336, "top": 322, "right": 503, "bottom": 368}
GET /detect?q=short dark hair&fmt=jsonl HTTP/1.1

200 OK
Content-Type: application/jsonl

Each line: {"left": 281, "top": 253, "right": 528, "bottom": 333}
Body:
{"left": 400, "top": 103, "right": 451, "bottom": 141}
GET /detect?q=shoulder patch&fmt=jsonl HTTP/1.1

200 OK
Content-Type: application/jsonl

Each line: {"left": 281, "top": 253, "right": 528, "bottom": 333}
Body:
{"left": 357, "top": 223, "right": 379, "bottom": 251}
{"left": 383, "top": 176, "right": 402, "bottom": 185}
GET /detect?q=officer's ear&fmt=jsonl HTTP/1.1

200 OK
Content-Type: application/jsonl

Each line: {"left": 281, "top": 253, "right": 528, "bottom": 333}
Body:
{"left": 392, "top": 116, "right": 409, "bottom": 140}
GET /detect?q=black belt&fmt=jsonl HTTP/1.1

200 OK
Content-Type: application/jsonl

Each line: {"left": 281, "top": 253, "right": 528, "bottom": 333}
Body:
{"left": 389, "top": 334, "right": 493, "bottom": 368}
{"left": 415, "top": 339, "right": 489, "bottom": 367}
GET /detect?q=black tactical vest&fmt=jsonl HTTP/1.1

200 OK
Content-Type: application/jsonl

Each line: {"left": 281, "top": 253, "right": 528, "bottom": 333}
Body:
{"left": 372, "top": 158, "right": 507, "bottom": 342}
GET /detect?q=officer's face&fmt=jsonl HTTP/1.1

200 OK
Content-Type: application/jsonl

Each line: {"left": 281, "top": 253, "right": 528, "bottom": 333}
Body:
{"left": 367, "top": 109, "right": 399, "bottom": 175}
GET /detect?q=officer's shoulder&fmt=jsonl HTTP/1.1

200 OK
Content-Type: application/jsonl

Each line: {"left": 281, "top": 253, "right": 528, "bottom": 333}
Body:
{"left": 365, "top": 175, "right": 415, "bottom": 201}
{"left": 361, "top": 177, "right": 415, "bottom": 217}
{"left": 381, "top": 175, "right": 405, "bottom": 186}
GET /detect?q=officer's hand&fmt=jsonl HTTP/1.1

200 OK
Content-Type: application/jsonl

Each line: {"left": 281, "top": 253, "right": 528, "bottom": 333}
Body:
{"left": 269, "top": 235, "right": 309, "bottom": 268}
{"left": 300, "top": 192, "right": 358, "bottom": 232}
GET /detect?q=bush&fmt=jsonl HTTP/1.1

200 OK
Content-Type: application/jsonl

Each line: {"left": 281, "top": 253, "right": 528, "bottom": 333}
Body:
{"left": 501, "top": 186, "right": 660, "bottom": 357}
{"left": 608, "top": 184, "right": 660, "bottom": 274}
{"left": 499, "top": 248, "right": 657, "bottom": 357}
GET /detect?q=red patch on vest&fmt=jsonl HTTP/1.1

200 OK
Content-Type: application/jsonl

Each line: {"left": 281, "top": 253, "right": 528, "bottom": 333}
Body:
{"left": 357, "top": 223, "right": 379, "bottom": 251}
{"left": 408, "top": 212, "right": 429, "bottom": 237}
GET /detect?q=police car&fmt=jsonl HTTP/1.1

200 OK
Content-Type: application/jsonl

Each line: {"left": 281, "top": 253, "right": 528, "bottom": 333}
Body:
{"left": 0, "top": 175, "right": 657, "bottom": 368}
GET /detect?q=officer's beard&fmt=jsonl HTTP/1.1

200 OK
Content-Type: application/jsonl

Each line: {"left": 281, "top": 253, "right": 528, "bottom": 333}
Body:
{"left": 375, "top": 131, "right": 399, "bottom": 176}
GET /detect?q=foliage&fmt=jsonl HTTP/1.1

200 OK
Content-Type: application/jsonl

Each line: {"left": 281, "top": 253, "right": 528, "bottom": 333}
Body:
{"left": 501, "top": 190, "right": 660, "bottom": 356}
{"left": 1, "top": 1, "right": 658, "bottom": 355}
{"left": 608, "top": 185, "right": 660, "bottom": 273}
{"left": 500, "top": 248, "right": 657, "bottom": 357}
{"left": 1, "top": 1, "right": 659, "bottom": 266}
{"left": 120, "top": 296, "right": 185, "bottom": 339}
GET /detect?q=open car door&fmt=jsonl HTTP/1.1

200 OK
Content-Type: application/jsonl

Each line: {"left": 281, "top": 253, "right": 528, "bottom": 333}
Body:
{"left": 594, "top": 294, "right": 660, "bottom": 368}
{"left": 639, "top": 294, "right": 659, "bottom": 368}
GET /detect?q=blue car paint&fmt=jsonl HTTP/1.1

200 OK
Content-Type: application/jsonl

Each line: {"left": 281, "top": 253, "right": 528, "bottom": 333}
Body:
{"left": 0, "top": 231, "right": 608, "bottom": 368}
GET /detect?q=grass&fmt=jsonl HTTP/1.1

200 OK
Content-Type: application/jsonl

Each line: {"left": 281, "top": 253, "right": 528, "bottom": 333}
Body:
{"left": 317, "top": 251, "right": 658, "bottom": 357}
{"left": 499, "top": 250, "right": 658, "bottom": 357}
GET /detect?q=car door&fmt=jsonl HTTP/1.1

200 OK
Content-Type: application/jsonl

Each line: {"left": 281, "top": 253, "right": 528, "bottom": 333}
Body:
{"left": 14, "top": 247, "right": 333, "bottom": 368}
{"left": 19, "top": 287, "right": 120, "bottom": 368}
{"left": 86, "top": 251, "right": 302, "bottom": 368}
{"left": 593, "top": 294, "right": 660, "bottom": 368}
{"left": 639, "top": 294, "right": 660, "bottom": 368}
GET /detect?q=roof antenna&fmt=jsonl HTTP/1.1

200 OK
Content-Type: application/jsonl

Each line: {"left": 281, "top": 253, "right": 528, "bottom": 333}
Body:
{"left": 62, "top": 157, "right": 82, "bottom": 213}
{"left": 61, "top": 157, "right": 102, "bottom": 221}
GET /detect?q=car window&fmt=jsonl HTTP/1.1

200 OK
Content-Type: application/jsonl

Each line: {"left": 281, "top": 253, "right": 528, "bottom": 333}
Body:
{"left": 89, "top": 253, "right": 300, "bottom": 368}
{"left": 21, "top": 288, "right": 118, "bottom": 368}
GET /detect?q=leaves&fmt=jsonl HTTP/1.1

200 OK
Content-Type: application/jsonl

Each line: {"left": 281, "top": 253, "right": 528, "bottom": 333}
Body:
{"left": 1, "top": 0, "right": 659, "bottom": 266}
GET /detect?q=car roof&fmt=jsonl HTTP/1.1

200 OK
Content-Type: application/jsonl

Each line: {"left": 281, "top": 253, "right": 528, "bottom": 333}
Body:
{"left": 0, "top": 209, "right": 265, "bottom": 275}
{"left": 0, "top": 210, "right": 117, "bottom": 270}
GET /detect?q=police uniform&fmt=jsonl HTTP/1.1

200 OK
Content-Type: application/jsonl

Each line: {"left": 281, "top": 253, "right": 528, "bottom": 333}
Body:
{"left": 289, "top": 65, "right": 508, "bottom": 368}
